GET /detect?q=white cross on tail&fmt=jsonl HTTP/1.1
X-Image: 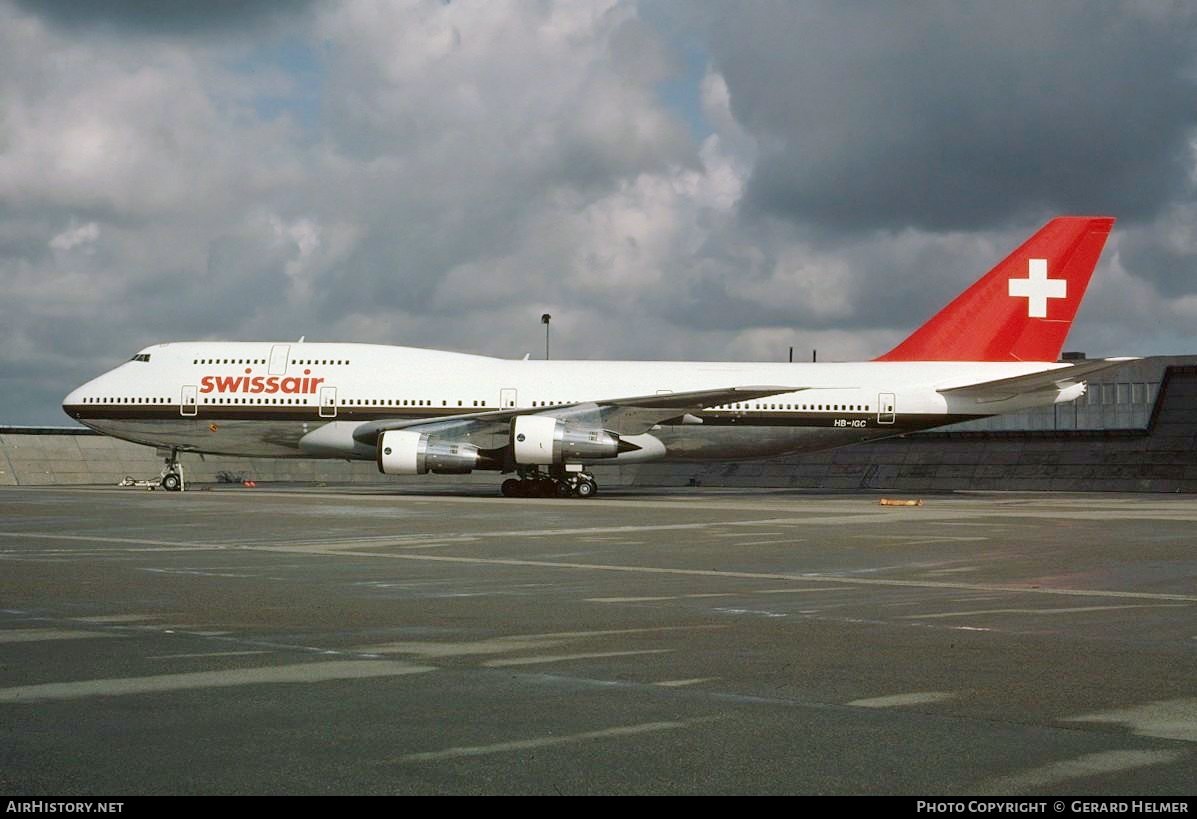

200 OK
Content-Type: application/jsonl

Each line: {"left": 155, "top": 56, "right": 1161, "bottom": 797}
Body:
{"left": 1008, "top": 258, "right": 1066, "bottom": 318}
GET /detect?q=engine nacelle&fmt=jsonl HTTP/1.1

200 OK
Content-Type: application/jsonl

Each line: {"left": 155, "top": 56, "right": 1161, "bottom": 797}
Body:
{"left": 377, "top": 430, "right": 479, "bottom": 475}
{"left": 511, "top": 415, "right": 621, "bottom": 465}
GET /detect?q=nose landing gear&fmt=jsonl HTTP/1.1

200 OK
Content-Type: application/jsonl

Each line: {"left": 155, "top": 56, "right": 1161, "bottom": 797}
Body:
{"left": 160, "top": 470, "right": 183, "bottom": 491}
{"left": 118, "top": 447, "right": 185, "bottom": 491}
{"left": 159, "top": 447, "right": 185, "bottom": 491}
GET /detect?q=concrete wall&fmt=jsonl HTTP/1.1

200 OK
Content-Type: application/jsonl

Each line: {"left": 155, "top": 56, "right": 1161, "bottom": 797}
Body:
{"left": 0, "top": 428, "right": 372, "bottom": 487}
{"left": 3, "top": 357, "right": 1193, "bottom": 493}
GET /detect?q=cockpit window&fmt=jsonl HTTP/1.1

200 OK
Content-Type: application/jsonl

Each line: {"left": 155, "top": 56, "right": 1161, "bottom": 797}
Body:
{"left": 130, "top": 354, "right": 151, "bottom": 362}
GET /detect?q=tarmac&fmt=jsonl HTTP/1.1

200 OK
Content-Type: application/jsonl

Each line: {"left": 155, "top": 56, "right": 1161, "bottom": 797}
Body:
{"left": 0, "top": 484, "right": 1194, "bottom": 795}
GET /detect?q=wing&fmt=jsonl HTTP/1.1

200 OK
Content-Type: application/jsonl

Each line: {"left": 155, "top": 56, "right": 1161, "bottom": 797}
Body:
{"left": 351, "top": 385, "right": 802, "bottom": 446}
{"left": 936, "top": 357, "right": 1139, "bottom": 404}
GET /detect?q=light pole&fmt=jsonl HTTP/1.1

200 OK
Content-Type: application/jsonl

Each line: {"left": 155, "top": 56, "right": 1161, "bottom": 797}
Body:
{"left": 541, "top": 313, "right": 551, "bottom": 360}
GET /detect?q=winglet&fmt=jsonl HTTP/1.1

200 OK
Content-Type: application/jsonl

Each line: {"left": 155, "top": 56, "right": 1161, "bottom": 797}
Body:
{"left": 876, "top": 216, "right": 1115, "bottom": 362}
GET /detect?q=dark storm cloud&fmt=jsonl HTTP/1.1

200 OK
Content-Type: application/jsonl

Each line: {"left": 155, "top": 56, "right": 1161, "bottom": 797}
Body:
{"left": 1118, "top": 223, "right": 1197, "bottom": 299}
{"left": 13, "top": 0, "right": 311, "bottom": 36}
{"left": 705, "top": 1, "right": 1197, "bottom": 233}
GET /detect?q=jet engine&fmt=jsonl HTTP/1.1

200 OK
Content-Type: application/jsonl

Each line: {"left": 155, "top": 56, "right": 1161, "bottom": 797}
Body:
{"left": 377, "top": 429, "right": 480, "bottom": 475}
{"left": 511, "top": 415, "right": 621, "bottom": 465}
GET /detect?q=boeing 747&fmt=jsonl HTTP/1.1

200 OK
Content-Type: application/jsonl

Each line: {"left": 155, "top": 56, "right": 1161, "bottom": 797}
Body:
{"left": 63, "top": 216, "right": 1132, "bottom": 496}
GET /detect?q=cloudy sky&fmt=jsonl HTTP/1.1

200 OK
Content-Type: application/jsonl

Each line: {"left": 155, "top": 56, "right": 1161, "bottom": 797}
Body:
{"left": 3, "top": 0, "right": 1197, "bottom": 425}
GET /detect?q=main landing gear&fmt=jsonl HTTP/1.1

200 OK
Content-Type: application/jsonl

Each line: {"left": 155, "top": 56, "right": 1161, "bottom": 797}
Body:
{"left": 500, "top": 467, "right": 598, "bottom": 499}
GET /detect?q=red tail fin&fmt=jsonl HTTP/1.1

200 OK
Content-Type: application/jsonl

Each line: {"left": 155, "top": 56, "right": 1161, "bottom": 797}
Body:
{"left": 876, "top": 216, "right": 1115, "bottom": 362}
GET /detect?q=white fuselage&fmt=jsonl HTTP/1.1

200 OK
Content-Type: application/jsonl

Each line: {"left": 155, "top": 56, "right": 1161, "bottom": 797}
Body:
{"left": 62, "top": 341, "right": 1077, "bottom": 464}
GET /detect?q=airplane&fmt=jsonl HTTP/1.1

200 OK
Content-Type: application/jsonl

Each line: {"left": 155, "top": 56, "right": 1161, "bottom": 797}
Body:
{"left": 63, "top": 216, "right": 1134, "bottom": 497}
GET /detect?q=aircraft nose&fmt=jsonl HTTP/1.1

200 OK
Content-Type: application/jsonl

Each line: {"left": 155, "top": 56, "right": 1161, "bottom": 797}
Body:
{"left": 62, "top": 385, "right": 84, "bottom": 419}
{"left": 62, "top": 376, "right": 99, "bottom": 420}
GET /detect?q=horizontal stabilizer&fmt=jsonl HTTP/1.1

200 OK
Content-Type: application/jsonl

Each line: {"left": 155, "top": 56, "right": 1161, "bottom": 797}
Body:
{"left": 936, "top": 357, "right": 1139, "bottom": 404}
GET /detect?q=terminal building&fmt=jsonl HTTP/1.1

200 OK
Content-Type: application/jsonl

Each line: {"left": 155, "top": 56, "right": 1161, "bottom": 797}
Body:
{"left": 3, "top": 356, "right": 1195, "bottom": 493}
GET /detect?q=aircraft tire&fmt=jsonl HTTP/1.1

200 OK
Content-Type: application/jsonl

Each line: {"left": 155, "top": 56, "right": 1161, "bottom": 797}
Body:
{"left": 575, "top": 479, "right": 597, "bottom": 498}
{"left": 161, "top": 473, "right": 182, "bottom": 492}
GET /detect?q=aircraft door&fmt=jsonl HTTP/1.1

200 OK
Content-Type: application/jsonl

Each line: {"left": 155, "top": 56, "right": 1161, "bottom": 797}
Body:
{"left": 500, "top": 388, "right": 518, "bottom": 409}
{"left": 319, "top": 386, "right": 337, "bottom": 418}
{"left": 877, "top": 393, "right": 895, "bottom": 425}
{"left": 269, "top": 344, "right": 290, "bottom": 375}
{"left": 180, "top": 385, "right": 198, "bottom": 417}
